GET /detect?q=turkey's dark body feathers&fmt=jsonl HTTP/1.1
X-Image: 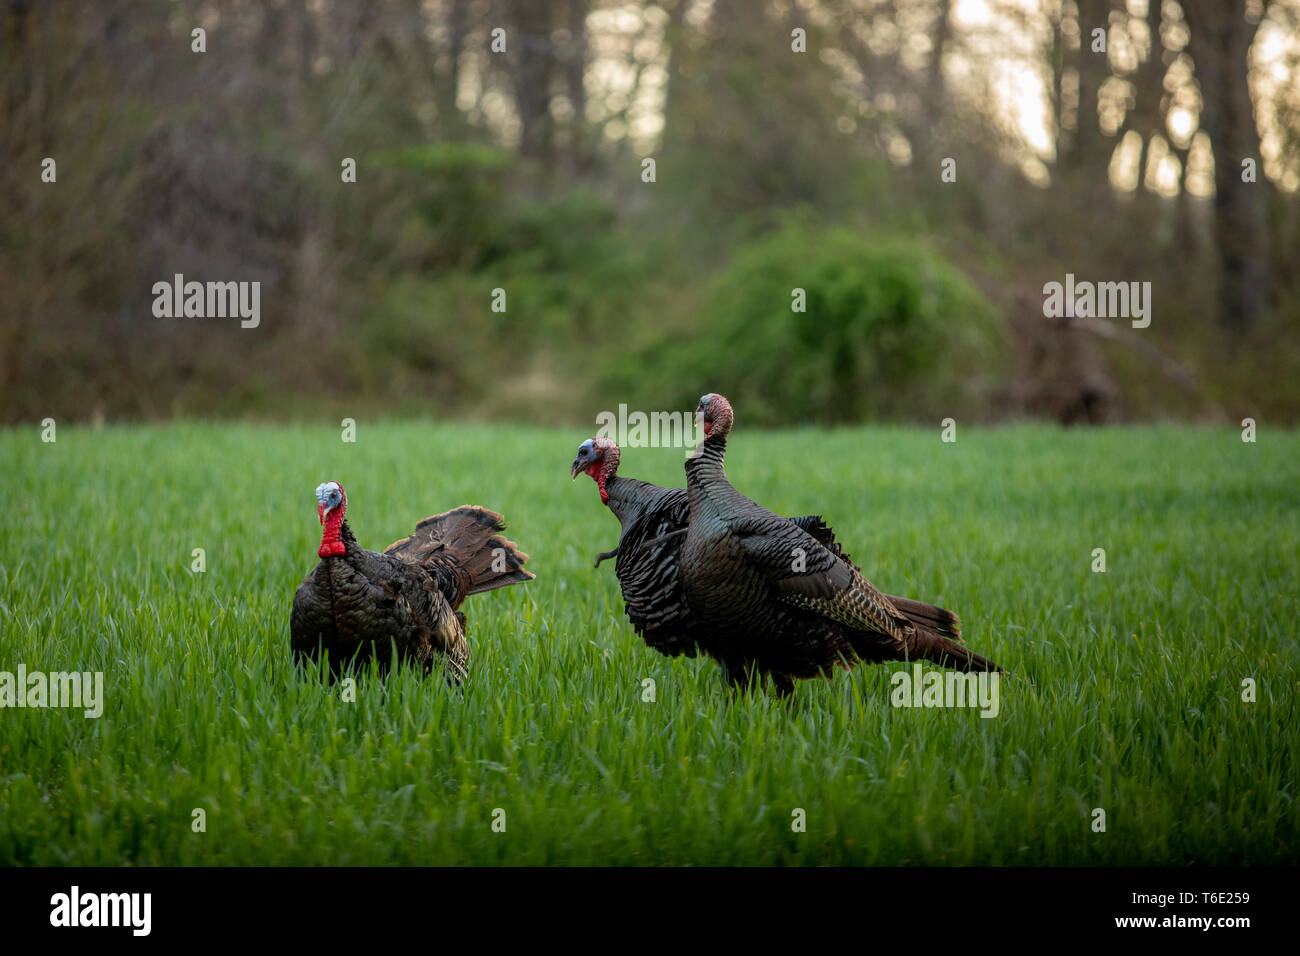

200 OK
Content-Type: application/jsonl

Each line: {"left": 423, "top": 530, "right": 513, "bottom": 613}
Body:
{"left": 681, "top": 433, "right": 999, "bottom": 690}
{"left": 601, "top": 477, "right": 699, "bottom": 657}
{"left": 599, "top": 474, "right": 857, "bottom": 661}
{"left": 290, "top": 506, "right": 531, "bottom": 682}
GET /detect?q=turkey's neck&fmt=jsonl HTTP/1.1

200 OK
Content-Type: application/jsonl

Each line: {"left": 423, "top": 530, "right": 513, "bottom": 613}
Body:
{"left": 586, "top": 460, "right": 618, "bottom": 505}
{"left": 603, "top": 474, "right": 630, "bottom": 521}
{"left": 319, "top": 514, "right": 354, "bottom": 558}
{"left": 685, "top": 433, "right": 727, "bottom": 515}
{"left": 686, "top": 433, "right": 726, "bottom": 483}
{"left": 603, "top": 475, "right": 656, "bottom": 527}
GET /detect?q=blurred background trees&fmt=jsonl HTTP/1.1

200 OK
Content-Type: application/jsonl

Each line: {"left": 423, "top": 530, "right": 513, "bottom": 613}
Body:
{"left": 1, "top": 0, "right": 1297, "bottom": 426}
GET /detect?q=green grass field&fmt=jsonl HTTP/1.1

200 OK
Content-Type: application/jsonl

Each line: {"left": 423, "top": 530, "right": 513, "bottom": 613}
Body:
{"left": 1, "top": 421, "right": 1296, "bottom": 865}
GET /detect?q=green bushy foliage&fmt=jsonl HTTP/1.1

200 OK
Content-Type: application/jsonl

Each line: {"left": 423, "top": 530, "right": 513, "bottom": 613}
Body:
{"left": 337, "top": 186, "right": 665, "bottom": 419}
{"left": 366, "top": 143, "right": 516, "bottom": 270}
{"left": 610, "top": 220, "right": 1000, "bottom": 425}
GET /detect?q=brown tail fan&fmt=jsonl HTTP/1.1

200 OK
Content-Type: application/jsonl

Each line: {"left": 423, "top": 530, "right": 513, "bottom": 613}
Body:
{"left": 385, "top": 505, "right": 534, "bottom": 596}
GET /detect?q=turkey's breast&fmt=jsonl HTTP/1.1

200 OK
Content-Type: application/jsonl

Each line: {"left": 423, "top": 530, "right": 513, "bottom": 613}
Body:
{"left": 290, "top": 548, "right": 467, "bottom": 679}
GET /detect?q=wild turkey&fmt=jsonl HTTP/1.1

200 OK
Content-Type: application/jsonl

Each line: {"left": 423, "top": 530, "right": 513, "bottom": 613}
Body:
{"left": 571, "top": 436, "right": 879, "bottom": 660}
{"left": 289, "top": 481, "right": 533, "bottom": 681}
{"left": 680, "top": 394, "right": 1002, "bottom": 695}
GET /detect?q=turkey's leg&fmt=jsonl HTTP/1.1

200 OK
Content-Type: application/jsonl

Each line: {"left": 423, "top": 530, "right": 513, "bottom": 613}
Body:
{"left": 721, "top": 658, "right": 760, "bottom": 696}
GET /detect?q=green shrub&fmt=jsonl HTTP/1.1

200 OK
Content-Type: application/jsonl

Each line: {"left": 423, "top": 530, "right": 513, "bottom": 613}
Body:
{"left": 366, "top": 143, "right": 516, "bottom": 270}
{"left": 610, "top": 220, "right": 1000, "bottom": 424}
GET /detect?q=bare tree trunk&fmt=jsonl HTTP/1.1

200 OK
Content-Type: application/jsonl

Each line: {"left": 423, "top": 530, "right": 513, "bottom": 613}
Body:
{"left": 509, "top": 0, "right": 554, "bottom": 167}
{"left": 1183, "top": 0, "right": 1269, "bottom": 333}
{"left": 437, "top": 0, "right": 468, "bottom": 131}
{"left": 563, "top": 0, "right": 588, "bottom": 170}
{"left": 1063, "top": 0, "right": 1114, "bottom": 180}
{"left": 658, "top": 0, "right": 690, "bottom": 146}
{"left": 910, "top": 0, "right": 950, "bottom": 175}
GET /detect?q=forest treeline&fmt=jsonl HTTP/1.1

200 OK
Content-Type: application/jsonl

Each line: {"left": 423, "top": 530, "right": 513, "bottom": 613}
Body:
{"left": 1, "top": 0, "right": 1297, "bottom": 426}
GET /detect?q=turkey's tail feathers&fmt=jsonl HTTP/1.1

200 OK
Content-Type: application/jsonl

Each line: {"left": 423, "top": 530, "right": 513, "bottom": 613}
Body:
{"left": 384, "top": 505, "right": 534, "bottom": 596}
{"left": 885, "top": 595, "right": 962, "bottom": 641}
{"left": 904, "top": 626, "right": 1003, "bottom": 674}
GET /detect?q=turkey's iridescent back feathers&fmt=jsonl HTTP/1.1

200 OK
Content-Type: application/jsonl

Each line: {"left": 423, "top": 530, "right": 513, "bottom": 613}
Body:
{"left": 680, "top": 398, "right": 1001, "bottom": 691}
{"left": 593, "top": 472, "right": 848, "bottom": 660}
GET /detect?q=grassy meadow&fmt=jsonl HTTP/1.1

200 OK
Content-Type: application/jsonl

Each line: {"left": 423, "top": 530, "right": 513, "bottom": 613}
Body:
{"left": 0, "top": 421, "right": 1296, "bottom": 865}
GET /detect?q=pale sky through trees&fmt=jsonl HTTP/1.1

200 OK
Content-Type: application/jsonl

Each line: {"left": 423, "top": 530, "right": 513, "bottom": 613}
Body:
{"left": 450, "top": 0, "right": 1298, "bottom": 195}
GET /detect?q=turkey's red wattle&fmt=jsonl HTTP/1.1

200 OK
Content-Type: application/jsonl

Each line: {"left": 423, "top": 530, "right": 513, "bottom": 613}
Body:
{"left": 318, "top": 504, "right": 347, "bottom": 557}
{"left": 584, "top": 461, "right": 610, "bottom": 504}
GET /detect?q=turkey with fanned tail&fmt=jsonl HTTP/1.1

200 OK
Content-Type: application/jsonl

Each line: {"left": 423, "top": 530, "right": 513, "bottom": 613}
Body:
{"left": 290, "top": 481, "right": 533, "bottom": 682}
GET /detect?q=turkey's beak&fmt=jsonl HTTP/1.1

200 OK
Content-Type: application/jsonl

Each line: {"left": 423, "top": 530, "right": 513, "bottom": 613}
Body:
{"left": 570, "top": 456, "right": 583, "bottom": 480}
{"left": 317, "top": 502, "right": 329, "bottom": 524}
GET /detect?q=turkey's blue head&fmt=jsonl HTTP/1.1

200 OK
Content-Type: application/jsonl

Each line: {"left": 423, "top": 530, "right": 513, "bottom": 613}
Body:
{"left": 315, "top": 481, "right": 348, "bottom": 558}
{"left": 696, "top": 393, "right": 734, "bottom": 439}
{"left": 571, "top": 437, "right": 620, "bottom": 505}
